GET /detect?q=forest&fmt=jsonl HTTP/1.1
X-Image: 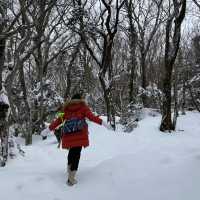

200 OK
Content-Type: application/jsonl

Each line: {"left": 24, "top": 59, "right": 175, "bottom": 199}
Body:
{"left": 0, "top": 0, "right": 200, "bottom": 167}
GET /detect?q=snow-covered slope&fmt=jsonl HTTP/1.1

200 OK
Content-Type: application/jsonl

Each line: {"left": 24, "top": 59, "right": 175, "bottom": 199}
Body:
{"left": 1, "top": 112, "right": 200, "bottom": 200}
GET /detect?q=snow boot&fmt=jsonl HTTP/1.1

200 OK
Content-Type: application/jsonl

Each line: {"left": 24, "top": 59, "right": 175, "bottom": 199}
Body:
{"left": 67, "top": 170, "right": 77, "bottom": 186}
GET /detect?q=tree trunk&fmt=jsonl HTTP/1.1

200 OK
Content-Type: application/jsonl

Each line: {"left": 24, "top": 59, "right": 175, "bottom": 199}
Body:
{"left": 172, "top": 65, "right": 179, "bottom": 129}
{"left": 125, "top": 0, "right": 138, "bottom": 104}
{"left": 0, "top": 39, "right": 6, "bottom": 91}
{"left": 181, "top": 81, "right": 186, "bottom": 115}
{"left": 141, "top": 55, "right": 148, "bottom": 107}
{"left": 99, "top": 35, "right": 116, "bottom": 129}
{"left": 0, "top": 110, "right": 9, "bottom": 167}
{"left": 0, "top": 4, "right": 9, "bottom": 164}
{"left": 0, "top": 38, "right": 9, "bottom": 164}
{"left": 19, "top": 60, "right": 32, "bottom": 145}
{"left": 160, "top": 66, "right": 174, "bottom": 131}
{"left": 160, "top": 0, "right": 186, "bottom": 132}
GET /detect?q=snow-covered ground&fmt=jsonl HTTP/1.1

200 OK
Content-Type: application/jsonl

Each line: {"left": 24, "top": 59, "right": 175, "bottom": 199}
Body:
{"left": 1, "top": 111, "right": 200, "bottom": 200}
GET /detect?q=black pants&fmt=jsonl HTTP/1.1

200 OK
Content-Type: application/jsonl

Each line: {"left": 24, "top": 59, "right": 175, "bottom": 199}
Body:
{"left": 67, "top": 147, "right": 82, "bottom": 171}
{"left": 54, "top": 127, "right": 62, "bottom": 143}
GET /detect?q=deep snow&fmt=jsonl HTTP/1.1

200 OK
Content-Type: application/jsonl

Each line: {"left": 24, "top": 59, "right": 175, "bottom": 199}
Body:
{"left": 1, "top": 111, "right": 200, "bottom": 200}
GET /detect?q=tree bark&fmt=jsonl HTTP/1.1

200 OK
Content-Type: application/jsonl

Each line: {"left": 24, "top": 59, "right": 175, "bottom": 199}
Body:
{"left": 181, "top": 81, "right": 186, "bottom": 115}
{"left": 160, "top": 0, "right": 186, "bottom": 132}
{"left": 160, "top": 66, "right": 174, "bottom": 131}
{"left": 0, "top": 1, "right": 9, "bottom": 166}
{"left": 125, "top": 0, "right": 138, "bottom": 104}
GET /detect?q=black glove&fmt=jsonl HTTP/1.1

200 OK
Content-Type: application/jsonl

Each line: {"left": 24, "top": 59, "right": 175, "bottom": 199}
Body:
{"left": 42, "top": 136, "right": 47, "bottom": 140}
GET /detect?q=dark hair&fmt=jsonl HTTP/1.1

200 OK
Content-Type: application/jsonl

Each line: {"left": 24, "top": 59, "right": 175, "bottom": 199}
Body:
{"left": 56, "top": 105, "right": 63, "bottom": 112}
{"left": 71, "top": 93, "right": 82, "bottom": 100}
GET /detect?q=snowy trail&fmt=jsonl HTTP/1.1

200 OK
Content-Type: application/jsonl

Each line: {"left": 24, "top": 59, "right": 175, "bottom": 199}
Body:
{"left": 1, "top": 112, "right": 200, "bottom": 200}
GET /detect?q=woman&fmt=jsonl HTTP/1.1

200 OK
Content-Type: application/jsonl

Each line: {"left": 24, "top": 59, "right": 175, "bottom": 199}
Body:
{"left": 41, "top": 93, "right": 110, "bottom": 186}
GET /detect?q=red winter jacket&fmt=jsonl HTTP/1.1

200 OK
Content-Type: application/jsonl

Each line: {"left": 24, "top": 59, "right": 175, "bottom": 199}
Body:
{"left": 49, "top": 99, "right": 102, "bottom": 149}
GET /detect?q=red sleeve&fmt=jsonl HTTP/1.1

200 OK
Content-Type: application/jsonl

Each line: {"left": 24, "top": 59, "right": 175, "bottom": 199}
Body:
{"left": 49, "top": 117, "right": 62, "bottom": 131}
{"left": 84, "top": 106, "right": 102, "bottom": 125}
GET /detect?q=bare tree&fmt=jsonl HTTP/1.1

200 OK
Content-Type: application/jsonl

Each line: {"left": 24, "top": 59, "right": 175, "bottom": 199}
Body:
{"left": 0, "top": 0, "right": 29, "bottom": 164}
{"left": 75, "top": 0, "right": 125, "bottom": 128}
{"left": 20, "top": 0, "right": 77, "bottom": 133}
{"left": 192, "top": 0, "right": 200, "bottom": 10}
{"left": 132, "top": 0, "right": 164, "bottom": 107}
{"left": 160, "top": 0, "right": 186, "bottom": 132}
{"left": 124, "top": 0, "right": 138, "bottom": 104}
{"left": 0, "top": 0, "right": 9, "bottom": 166}
{"left": 3, "top": 1, "right": 77, "bottom": 144}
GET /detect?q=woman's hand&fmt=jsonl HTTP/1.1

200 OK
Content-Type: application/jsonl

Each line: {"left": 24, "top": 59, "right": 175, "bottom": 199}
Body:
{"left": 102, "top": 121, "right": 113, "bottom": 130}
{"left": 41, "top": 127, "right": 51, "bottom": 140}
